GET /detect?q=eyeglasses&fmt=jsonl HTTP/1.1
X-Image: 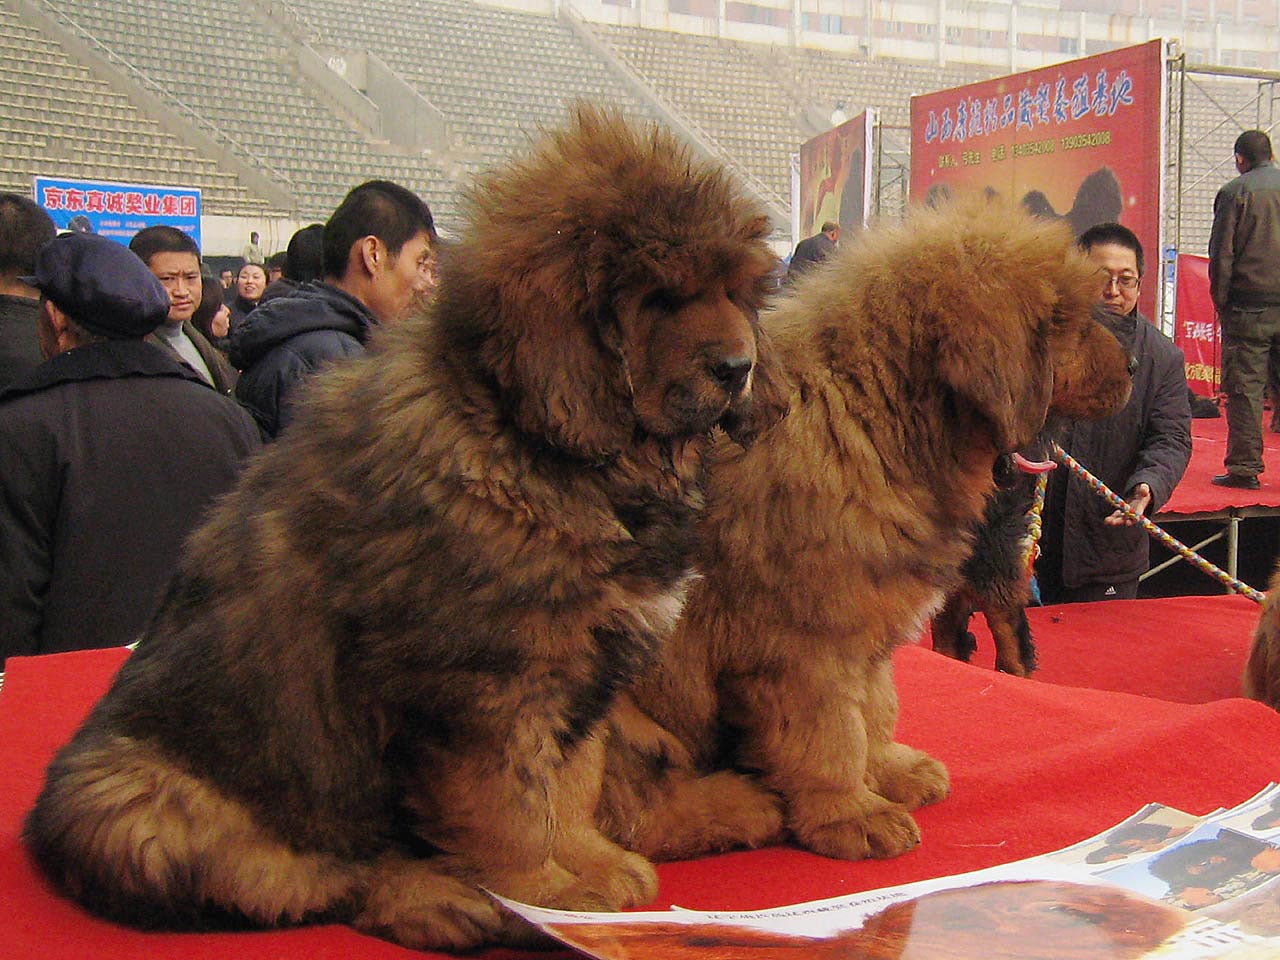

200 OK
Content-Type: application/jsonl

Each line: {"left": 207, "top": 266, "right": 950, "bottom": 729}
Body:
{"left": 1101, "top": 273, "right": 1140, "bottom": 291}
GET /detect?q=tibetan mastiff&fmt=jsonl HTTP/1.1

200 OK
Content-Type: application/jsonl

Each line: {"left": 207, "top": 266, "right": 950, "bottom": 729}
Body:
{"left": 23, "top": 107, "right": 787, "bottom": 951}
{"left": 1244, "top": 559, "right": 1280, "bottom": 710}
{"left": 598, "top": 196, "right": 1133, "bottom": 864}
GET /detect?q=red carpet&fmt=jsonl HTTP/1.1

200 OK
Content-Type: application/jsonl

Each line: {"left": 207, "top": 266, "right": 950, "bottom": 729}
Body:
{"left": 2, "top": 593, "right": 1276, "bottom": 960}
{"left": 1159, "top": 416, "right": 1280, "bottom": 515}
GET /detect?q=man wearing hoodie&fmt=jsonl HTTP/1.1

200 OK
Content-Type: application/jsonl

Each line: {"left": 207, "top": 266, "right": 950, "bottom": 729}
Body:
{"left": 230, "top": 181, "right": 438, "bottom": 438}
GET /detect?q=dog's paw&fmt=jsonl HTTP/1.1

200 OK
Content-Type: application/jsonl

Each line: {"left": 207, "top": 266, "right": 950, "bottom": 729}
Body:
{"left": 553, "top": 849, "right": 658, "bottom": 911}
{"left": 869, "top": 744, "right": 950, "bottom": 811}
{"left": 355, "top": 863, "right": 503, "bottom": 951}
{"left": 797, "top": 803, "right": 921, "bottom": 860}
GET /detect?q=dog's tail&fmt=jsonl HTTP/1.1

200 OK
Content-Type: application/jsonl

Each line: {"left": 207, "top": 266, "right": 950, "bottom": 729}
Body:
{"left": 24, "top": 730, "right": 360, "bottom": 931}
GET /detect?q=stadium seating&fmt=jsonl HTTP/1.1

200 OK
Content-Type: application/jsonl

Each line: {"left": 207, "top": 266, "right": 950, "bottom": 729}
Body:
{"left": 0, "top": 0, "right": 1263, "bottom": 251}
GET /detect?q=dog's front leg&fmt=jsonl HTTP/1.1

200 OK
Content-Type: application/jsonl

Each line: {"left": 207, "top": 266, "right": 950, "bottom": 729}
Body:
{"left": 723, "top": 648, "right": 922, "bottom": 860}
{"left": 861, "top": 653, "right": 950, "bottom": 811}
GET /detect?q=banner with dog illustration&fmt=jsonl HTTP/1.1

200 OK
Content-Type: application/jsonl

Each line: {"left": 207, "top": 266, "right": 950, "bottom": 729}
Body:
{"left": 909, "top": 40, "right": 1166, "bottom": 322}
{"left": 500, "top": 783, "right": 1280, "bottom": 959}
{"left": 797, "top": 110, "right": 875, "bottom": 242}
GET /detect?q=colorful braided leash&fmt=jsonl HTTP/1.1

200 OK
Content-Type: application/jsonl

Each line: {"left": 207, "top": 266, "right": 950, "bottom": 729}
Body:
{"left": 1049, "top": 441, "right": 1264, "bottom": 603}
{"left": 1021, "top": 471, "right": 1049, "bottom": 577}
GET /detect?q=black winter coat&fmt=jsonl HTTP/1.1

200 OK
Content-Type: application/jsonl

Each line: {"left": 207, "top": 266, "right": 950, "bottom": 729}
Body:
{"left": 229, "top": 282, "right": 377, "bottom": 439}
{"left": 1040, "top": 313, "right": 1192, "bottom": 590}
{"left": 0, "top": 340, "right": 262, "bottom": 665}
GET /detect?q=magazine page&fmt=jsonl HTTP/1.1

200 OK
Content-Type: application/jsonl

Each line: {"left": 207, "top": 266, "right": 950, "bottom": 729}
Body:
{"left": 497, "top": 789, "right": 1280, "bottom": 960}
{"left": 1204, "top": 783, "right": 1280, "bottom": 840}
{"left": 497, "top": 859, "right": 1195, "bottom": 959}
{"left": 1045, "top": 802, "right": 1206, "bottom": 870}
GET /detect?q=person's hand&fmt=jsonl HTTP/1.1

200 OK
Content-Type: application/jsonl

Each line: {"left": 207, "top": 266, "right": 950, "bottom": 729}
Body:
{"left": 1105, "top": 483, "right": 1151, "bottom": 527}
{"left": 1251, "top": 847, "right": 1280, "bottom": 873}
{"left": 1177, "top": 886, "right": 1221, "bottom": 908}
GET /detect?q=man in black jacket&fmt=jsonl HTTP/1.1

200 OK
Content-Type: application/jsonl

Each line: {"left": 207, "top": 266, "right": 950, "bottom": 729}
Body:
{"left": 1209, "top": 129, "right": 1280, "bottom": 489}
{"left": 786, "top": 220, "right": 840, "bottom": 280}
{"left": 230, "top": 181, "right": 437, "bottom": 438}
{"left": 0, "top": 193, "right": 56, "bottom": 391}
{"left": 1037, "top": 223, "right": 1191, "bottom": 603}
{"left": 0, "top": 234, "right": 261, "bottom": 666}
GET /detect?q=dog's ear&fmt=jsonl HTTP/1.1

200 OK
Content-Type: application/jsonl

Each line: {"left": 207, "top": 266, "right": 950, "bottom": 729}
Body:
{"left": 934, "top": 311, "right": 1053, "bottom": 454}
{"left": 724, "top": 324, "right": 792, "bottom": 447}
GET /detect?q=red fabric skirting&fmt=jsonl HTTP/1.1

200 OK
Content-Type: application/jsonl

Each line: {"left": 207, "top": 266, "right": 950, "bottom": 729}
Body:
{"left": 1, "top": 593, "right": 1274, "bottom": 959}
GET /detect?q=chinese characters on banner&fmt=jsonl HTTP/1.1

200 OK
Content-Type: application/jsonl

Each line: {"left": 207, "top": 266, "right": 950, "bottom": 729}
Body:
{"left": 910, "top": 40, "right": 1164, "bottom": 321}
{"left": 1176, "top": 254, "right": 1219, "bottom": 396}
{"left": 33, "top": 176, "right": 202, "bottom": 248}
{"left": 798, "top": 111, "right": 875, "bottom": 242}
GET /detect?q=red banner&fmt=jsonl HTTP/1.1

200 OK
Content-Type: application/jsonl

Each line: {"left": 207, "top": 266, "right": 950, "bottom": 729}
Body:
{"left": 1175, "top": 253, "right": 1219, "bottom": 396}
{"left": 909, "top": 40, "right": 1165, "bottom": 320}
{"left": 798, "top": 111, "right": 873, "bottom": 240}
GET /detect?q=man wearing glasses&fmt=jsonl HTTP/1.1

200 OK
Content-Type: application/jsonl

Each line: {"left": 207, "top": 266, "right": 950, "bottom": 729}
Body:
{"left": 1037, "top": 222, "right": 1191, "bottom": 603}
{"left": 1209, "top": 130, "right": 1280, "bottom": 490}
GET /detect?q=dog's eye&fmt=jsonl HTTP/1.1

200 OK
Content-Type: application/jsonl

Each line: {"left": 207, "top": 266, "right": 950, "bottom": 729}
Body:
{"left": 645, "top": 290, "right": 685, "bottom": 313}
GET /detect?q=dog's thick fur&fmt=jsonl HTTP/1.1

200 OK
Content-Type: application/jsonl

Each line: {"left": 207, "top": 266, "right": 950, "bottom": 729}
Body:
{"left": 598, "top": 197, "right": 1133, "bottom": 864}
{"left": 22, "top": 107, "right": 789, "bottom": 951}
{"left": 1243, "top": 560, "right": 1280, "bottom": 710}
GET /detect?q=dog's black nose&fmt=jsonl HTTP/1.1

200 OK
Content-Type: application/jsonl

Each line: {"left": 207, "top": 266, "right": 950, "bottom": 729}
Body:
{"left": 711, "top": 356, "right": 753, "bottom": 394}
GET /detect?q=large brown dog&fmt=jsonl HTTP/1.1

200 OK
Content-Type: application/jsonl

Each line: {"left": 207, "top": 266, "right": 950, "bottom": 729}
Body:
{"left": 599, "top": 197, "right": 1133, "bottom": 864}
{"left": 1243, "top": 560, "right": 1280, "bottom": 710}
{"left": 22, "top": 107, "right": 788, "bottom": 951}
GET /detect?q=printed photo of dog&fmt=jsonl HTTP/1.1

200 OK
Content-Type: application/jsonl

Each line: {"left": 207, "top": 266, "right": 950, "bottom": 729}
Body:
{"left": 22, "top": 106, "right": 788, "bottom": 952}
{"left": 599, "top": 196, "right": 1133, "bottom": 865}
{"left": 546, "top": 880, "right": 1186, "bottom": 959}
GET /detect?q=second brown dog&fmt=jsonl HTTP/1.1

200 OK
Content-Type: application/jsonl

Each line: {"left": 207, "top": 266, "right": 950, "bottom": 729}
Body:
{"left": 600, "top": 196, "right": 1133, "bottom": 864}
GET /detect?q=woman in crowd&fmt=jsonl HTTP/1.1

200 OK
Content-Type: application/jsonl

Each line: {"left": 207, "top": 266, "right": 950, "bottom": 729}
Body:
{"left": 191, "top": 275, "right": 232, "bottom": 356}
{"left": 227, "top": 261, "right": 267, "bottom": 328}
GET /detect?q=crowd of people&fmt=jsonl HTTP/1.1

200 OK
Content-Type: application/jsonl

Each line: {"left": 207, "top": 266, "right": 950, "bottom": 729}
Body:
{"left": 0, "top": 179, "right": 438, "bottom": 666}
{"left": 0, "top": 130, "right": 1274, "bottom": 666}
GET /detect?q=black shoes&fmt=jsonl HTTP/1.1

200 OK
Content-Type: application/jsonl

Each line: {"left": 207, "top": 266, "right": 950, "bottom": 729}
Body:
{"left": 1212, "top": 473, "right": 1261, "bottom": 490}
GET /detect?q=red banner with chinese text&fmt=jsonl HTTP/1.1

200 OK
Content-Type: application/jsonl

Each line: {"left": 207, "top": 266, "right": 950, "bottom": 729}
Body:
{"left": 909, "top": 40, "right": 1165, "bottom": 320}
{"left": 1175, "top": 253, "right": 1219, "bottom": 396}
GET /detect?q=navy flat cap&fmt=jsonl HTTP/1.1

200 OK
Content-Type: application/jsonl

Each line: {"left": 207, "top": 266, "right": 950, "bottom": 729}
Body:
{"left": 22, "top": 233, "right": 171, "bottom": 338}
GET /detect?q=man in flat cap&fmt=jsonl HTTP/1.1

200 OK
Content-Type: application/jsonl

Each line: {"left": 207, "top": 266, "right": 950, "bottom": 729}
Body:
{"left": 0, "top": 233, "right": 262, "bottom": 666}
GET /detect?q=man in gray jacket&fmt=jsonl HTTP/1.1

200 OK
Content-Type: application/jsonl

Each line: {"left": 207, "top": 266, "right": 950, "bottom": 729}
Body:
{"left": 1038, "top": 223, "right": 1191, "bottom": 603}
{"left": 1209, "top": 129, "right": 1280, "bottom": 489}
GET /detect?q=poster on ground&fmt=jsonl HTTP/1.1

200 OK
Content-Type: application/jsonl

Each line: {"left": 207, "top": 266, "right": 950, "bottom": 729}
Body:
{"left": 32, "top": 176, "right": 201, "bottom": 248}
{"left": 910, "top": 40, "right": 1166, "bottom": 321}
{"left": 797, "top": 109, "right": 875, "bottom": 244}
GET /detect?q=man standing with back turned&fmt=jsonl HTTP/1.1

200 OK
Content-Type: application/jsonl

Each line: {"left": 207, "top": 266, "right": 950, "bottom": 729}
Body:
{"left": 1209, "top": 129, "right": 1280, "bottom": 490}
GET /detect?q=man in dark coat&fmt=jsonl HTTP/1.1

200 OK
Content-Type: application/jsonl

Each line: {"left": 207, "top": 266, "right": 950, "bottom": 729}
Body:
{"left": 1038, "top": 222, "right": 1192, "bottom": 603}
{"left": 230, "top": 180, "right": 437, "bottom": 439}
{"left": 0, "top": 193, "right": 56, "bottom": 391}
{"left": 1209, "top": 129, "right": 1280, "bottom": 489}
{"left": 0, "top": 234, "right": 261, "bottom": 666}
{"left": 130, "top": 225, "right": 238, "bottom": 395}
{"left": 786, "top": 220, "right": 840, "bottom": 280}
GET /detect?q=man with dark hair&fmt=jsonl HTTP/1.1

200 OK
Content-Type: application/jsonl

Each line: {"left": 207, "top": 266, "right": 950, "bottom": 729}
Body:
{"left": 230, "top": 180, "right": 437, "bottom": 438}
{"left": 0, "top": 234, "right": 260, "bottom": 665}
{"left": 787, "top": 220, "right": 840, "bottom": 279}
{"left": 257, "top": 222, "right": 324, "bottom": 305}
{"left": 1037, "top": 222, "right": 1191, "bottom": 603}
{"left": 130, "top": 225, "right": 237, "bottom": 394}
{"left": 0, "top": 193, "right": 57, "bottom": 390}
{"left": 265, "top": 251, "right": 287, "bottom": 285}
{"left": 1209, "top": 129, "right": 1280, "bottom": 489}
